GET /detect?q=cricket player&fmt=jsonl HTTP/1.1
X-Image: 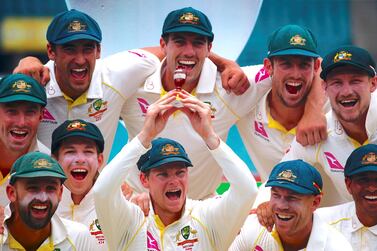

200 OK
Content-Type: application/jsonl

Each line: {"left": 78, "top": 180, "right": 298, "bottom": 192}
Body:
{"left": 1, "top": 152, "right": 98, "bottom": 250}
{"left": 52, "top": 119, "right": 107, "bottom": 248}
{"left": 236, "top": 24, "right": 326, "bottom": 182}
{"left": 0, "top": 73, "right": 49, "bottom": 207}
{"left": 282, "top": 45, "right": 377, "bottom": 206}
{"left": 317, "top": 144, "right": 377, "bottom": 251}
{"left": 229, "top": 160, "right": 352, "bottom": 251}
{"left": 93, "top": 91, "right": 258, "bottom": 250}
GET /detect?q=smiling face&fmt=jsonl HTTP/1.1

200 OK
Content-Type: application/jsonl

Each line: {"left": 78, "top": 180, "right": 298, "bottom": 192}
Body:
{"left": 346, "top": 171, "right": 377, "bottom": 226}
{"left": 161, "top": 32, "right": 212, "bottom": 88}
{"left": 270, "top": 187, "right": 320, "bottom": 239}
{"left": 324, "top": 66, "right": 377, "bottom": 125}
{"left": 54, "top": 137, "right": 102, "bottom": 203}
{"left": 265, "top": 55, "right": 319, "bottom": 108}
{"left": 0, "top": 101, "right": 43, "bottom": 154}
{"left": 47, "top": 39, "right": 101, "bottom": 100}
{"left": 7, "top": 177, "right": 62, "bottom": 229}
{"left": 140, "top": 162, "right": 188, "bottom": 217}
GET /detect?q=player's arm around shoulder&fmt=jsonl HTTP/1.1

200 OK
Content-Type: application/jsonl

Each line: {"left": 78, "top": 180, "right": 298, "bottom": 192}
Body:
{"left": 93, "top": 136, "right": 148, "bottom": 250}
{"left": 102, "top": 48, "right": 160, "bottom": 99}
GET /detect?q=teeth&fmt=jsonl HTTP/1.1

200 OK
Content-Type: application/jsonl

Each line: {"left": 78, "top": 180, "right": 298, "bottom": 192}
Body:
{"left": 277, "top": 214, "right": 293, "bottom": 220}
{"left": 72, "top": 68, "right": 86, "bottom": 72}
{"left": 167, "top": 188, "right": 180, "bottom": 192}
{"left": 365, "top": 195, "right": 377, "bottom": 200}
{"left": 286, "top": 82, "right": 302, "bottom": 87}
{"left": 340, "top": 100, "right": 356, "bottom": 104}
{"left": 178, "top": 60, "right": 195, "bottom": 65}
{"left": 32, "top": 205, "right": 47, "bottom": 210}
{"left": 72, "top": 169, "right": 87, "bottom": 173}
{"left": 11, "top": 130, "right": 27, "bottom": 135}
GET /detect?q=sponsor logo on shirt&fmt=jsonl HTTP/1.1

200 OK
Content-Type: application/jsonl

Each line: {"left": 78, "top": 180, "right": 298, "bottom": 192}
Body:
{"left": 89, "top": 219, "right": 105, "bottom": 245}
{"left": 254, "top": 66, "right": 270, "bottom": 83}
{"left": 254, "top": 121, "right": 269, "bottom": 141}
{"left": 176, "top": 225, "right": 199, "bottom": 250}
{"left": 137, "top": 98, "right": 150, "bottom": 116}
{"left": 324, "top": 152, "right": 344, "bottom": 172}
{"left": 254, "top": 245, "right": 264, "bottom": 251}
{"left": 41, "top": 109, "right": 58, "bottom": 124}
{"left": 147, "top": 231, "right": 160, "bottom": 251}
{"left": 128, "top": 50, "right": 147, "bottom": 58}
{"left": 88, "top": 99, "right": 108, "bottom": 121}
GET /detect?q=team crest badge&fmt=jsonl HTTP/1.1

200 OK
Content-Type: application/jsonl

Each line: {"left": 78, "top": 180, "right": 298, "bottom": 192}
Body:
{"left": 68, "top": 20, "right": 87, "bottom": 32}
{"left": 176, "top": 225, "right": 199, "bottom": 250}
{"left": 33, "top": 159, "right": 53, "bottom": 169}
{"left": 179, "top": 12, "right": 199, "bottom": 24}
{"left": 161, "top": 144, "right": 180, "bottom": 156}
{"left": 289, "top": 35, "right": 306, "bottom": 46}
{"left": 67, "top": 121, "right": 87, "bottom": 131}
{"left": 277, "top": 170, "right": 297, "bottom": 182}
{"left": 88, "top": 99, "right": 108, "bottom": 121}
{"left": 362, "top": 152, "right": 377, "bottom": 165}
{"left": 90, "top": 219, "right": 105, "bottom": 245}
{"left": 333, "top": 51, "right": 352, "bottom": 63}
{"left": 12, "top": 80, "right": 31, "bottom": 93}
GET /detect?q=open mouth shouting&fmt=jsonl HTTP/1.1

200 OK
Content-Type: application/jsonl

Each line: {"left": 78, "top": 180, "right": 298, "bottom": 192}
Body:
{"left": 338, "top": 98, "right": 358, "bottom": 108}
{"left": 165, "top": 188, "right": 182, "bottom": 201}
{"left": 285, "top": 82, "right": 303, "bottom": 95}
{"left": 177, "top": 60, "right": 196, "bottom": 71}
{"left": 30, "top": 202, "right": 49, "bottom": 219}
{"left": 71, "top": 67, "right": 88, "bottom": 80}
{"left": 70, "top": 168, "right": 88, "bottom": 181}
{"left": 10, "top": 129, "right": 28, "bottom": 140}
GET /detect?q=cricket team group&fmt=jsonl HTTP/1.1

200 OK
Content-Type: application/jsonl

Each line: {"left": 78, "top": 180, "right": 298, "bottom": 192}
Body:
{"left": 0, "top": 5, "right": 376, "bottom": 251}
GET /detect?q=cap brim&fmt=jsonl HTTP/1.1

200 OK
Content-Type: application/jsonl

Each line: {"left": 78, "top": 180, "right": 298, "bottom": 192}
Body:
{"left": 266, "top": 180, "right": 316, "bottom": 195}
{"left": 269, "top": 48, "right": 319, "bottom": 58}
{"left": 11, "top": 171, "right": 66, "bottom": 183}
{"left": 320, "top": 61, "right": 376, "bottom": 80}
{"left": 141, "top": 157, "right": 193, "bottom": 172}
{"left": 346, "top": 165, "right": 377, "bottom": 176}
{"left": 0, "top": 95, "right": 46, "bottom": 106}
{"left": 163, "top": 26, "right": 213, "bottom": 40}
{"left": 53, "top": 34, "right": 101, "bottom": 45}
{"left": 52, "top": 132, "right": 104, "bottom": 153}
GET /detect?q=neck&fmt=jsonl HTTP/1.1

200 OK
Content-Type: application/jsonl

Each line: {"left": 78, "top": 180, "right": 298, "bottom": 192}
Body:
{"left": 7, "top": 213, "right": 51, "bottom": 251}
{"left": 161, "top": 64, "right": 198, "bottom": 94}
{"left": 71, "top": 193, "right": 85, "bottom": 205}
{"left": 151, "top": 200, "right": 183, "bottom": 227}
{"left": 340, "top": 118, "right": 368, "bottom": 145}
{"left": 279, "top": 229, "right": 311, "bottom": 251}
{"left": 0, "top": 143, "right": 31, "bottom": 177}
{"left": 268, "top": 92, "right": 305, "bottom": 131}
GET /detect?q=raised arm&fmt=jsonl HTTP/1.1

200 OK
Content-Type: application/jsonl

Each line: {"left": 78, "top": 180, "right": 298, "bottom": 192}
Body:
{"left": 13, "top": 56, "right": 50, "bottom": 85}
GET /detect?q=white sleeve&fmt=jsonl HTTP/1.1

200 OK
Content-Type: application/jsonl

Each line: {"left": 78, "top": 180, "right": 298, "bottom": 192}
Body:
{"left": 102, "top": 49, "right": 160, "bottom": 99}
{"left": 229, "top": 215, "right": 260, "bottom": 251}
{"left": 93, "top": 137, "right": 148, "bottom": 251}
{"left": 281, "top": 137, "right": 317, "bottom": 163}
{"left": 217, "top": 65, "right": 272, "bottom": 118}
{"left": 196, "top": 140, "right": 258, "bottom": 250}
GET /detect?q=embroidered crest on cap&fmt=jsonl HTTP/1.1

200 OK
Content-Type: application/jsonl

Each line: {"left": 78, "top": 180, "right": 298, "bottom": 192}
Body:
{"left": 289, "top": 35, "right": 306, "bottom": 46}
{"left": 68, "top": 20, "right": 87, "bottom": 32}
{"left": 333, "top": 51, "right": 352, "bottom": 63}
{"left": 67, "top": 121, "right": 87, "bottom": 131}
{"left": 179, "top": 12, "right": 199, "bottom": 24}
{"left": 12, "top": 80, "right": 31, "bottom": 93}
{"left": 161, "top": 144, "right": 180, "bottom": 156}
{"left": 33, "top": 158, "right": 53, "bottom": 169}
{"left": 277, "top": 170, "right": 297, "bottom": 182}
{"left": 361, "top": 152, "right": 377, "bottom": 165}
